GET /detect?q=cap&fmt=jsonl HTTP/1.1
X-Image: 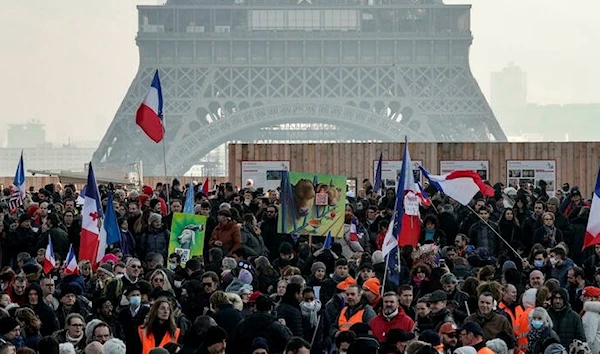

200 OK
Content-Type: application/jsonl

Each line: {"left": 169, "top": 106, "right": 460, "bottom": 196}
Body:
{"left": 459, "top": 322, "right": 483, "bottom": 337}
{"left": 336, "top": 276, "right": 357, "bottom": 291}
{"left": 279, "top": 242, "right": 293, "bottom": 255}
{"left": 310, "top": 262, "right": 326, "bottom": 274}
{"left": 18, "top": 213, "right": 31, "bottom": 224}
{"left": 427, "top": 290, "right": 447, "bottom": 303}
{"left": 419, "top": 330, "right": 440, "bottom": 346}
{"left": 583, "top": 286, "right": 600, "bottom": 298}
{"left": 204, "top": 326, "right": 228, "bottom": 346}
{"left": 439, "top": 322, "right": 458, "bottom": 335}
{"left": 359, "top": 262, "right": 374, "bottom": 271}
{"left": 362, "top": 277, "right": 381, "bottom": 295}
{"left": 386, "top": 329, "right": 415, "bottom": 344}
{"left": 248, "top": 291, "right": 262, "bottom": 303}
{"left": 547, "top": 197, "right": 560, "bottom": 207}
{"left": 0, "top": 317, "right": 19, "bottom": 334}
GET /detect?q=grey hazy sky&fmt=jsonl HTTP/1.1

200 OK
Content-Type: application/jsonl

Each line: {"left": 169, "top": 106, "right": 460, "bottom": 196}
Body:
{"left": 1, "top": 0, "right": 599, "bottom": 144}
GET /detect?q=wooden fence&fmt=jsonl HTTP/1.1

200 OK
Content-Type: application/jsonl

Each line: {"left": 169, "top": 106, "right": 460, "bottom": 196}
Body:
{"left": 229, "top": 142, "right": 600, "bottom": 197}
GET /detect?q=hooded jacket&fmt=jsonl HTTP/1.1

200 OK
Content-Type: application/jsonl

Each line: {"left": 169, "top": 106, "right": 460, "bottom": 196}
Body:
{"left": 369, "top": 306, "right": 415, "bottom": 343}
{"left": 465, "top": 310, "right": 515, "bottom": 343}
{"left": 547, "top": 288, "right": 586, "bottom": 349}
{"left": 582, "top": 301, "right": 600, "bottom": 354}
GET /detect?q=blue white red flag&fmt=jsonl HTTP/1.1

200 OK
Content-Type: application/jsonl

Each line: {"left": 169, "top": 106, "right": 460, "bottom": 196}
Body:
{"left": 584, "top": 166, "right": 600, "bottom": 249}
{"left": 97, "top": 193, "right": 120, "bottom": 263}
{"left": 44, "top": 235, "right": 55, "bottom": 274}
{"left": 416, "top": 181, "right": 431, "bottom": 207}
{"left": 136, "top": 70, "right": 164, "bottom": 143}
{"left": 418, "top": 166, "right": 494, "bottom": 206}
{"left": 64, "top": 244, "right": 79, "bottom": 275}
{"left": 79, "top": 163, "right": 102, "bottom": 263}
{"left": 381, "top": 139, "right": 422, "bottom": 285}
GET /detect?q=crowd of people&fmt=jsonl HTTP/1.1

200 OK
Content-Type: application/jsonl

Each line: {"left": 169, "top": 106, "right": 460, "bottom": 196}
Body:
{"left": 0, "top": 177, "right": 599, "bottom": 354}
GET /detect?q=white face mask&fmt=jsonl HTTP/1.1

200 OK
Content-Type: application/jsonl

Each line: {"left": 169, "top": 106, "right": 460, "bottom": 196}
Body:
{"left": 115, "top": 274, "right": 124, "bottom": 279}
{"left": 174, "top": 280, "right": 183, "bottom": 288}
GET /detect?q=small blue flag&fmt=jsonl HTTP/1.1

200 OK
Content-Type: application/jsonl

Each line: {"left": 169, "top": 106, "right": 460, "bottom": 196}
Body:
{"left": 184, "top": 180, "right": 195, "bottom": 214}
{"left": 323, "top": 230, "right": 332, "bottom": 250}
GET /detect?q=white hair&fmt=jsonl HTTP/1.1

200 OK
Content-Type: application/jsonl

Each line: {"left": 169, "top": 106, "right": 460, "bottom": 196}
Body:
{"left": 102, "top": 338, "right": 126, "bottom": 354}
{"left": 522, "top": 288, "right": 537, "bottom": 309}
{"left": 529, "top": 307, "right": 553, "bottom": 329}
{"left": 486, "top": 339, "right": 508, "bottom": 354}
{"left": 59, "top": 343, "right": 76, "bottom": 354}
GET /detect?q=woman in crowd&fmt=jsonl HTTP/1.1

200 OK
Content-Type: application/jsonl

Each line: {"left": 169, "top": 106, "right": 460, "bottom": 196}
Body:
{"left": 533, "top": 212, "right": 563, "bottom": 249}
{"left": 135, "top": 297, "right": 181, "bottom": 354}
{"left": 525, "top": 307, "right": 559, "bottom": 354}
{"left": 53, "top": 313, "right": 86, "bottom": 350}
{"left": 240, "top": 214, "right": 267, "bottom": 257}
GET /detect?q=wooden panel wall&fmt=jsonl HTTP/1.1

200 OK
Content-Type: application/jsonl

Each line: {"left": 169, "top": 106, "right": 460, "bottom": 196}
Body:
{"left": 229, "top": 142, "right": 600, "bottom": 197}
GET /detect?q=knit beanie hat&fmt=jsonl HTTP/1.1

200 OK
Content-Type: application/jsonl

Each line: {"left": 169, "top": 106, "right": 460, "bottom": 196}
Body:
{"left": 149, "top": 349, "right": 169, "bottom": 354}
{"left": 85, "top": 319, "right": 103, "bottom": 344}
{"left": 547, "top": 197, "right": 560, "bottom": 207}
{"left": 362, "top": 277, "right": 381, "bottom": 295}
{"left": 250, "top": 337, "right": 270, "bottom": 353}
{"left": 310, "top": 262, "right": 326, "bottom": 274}
{"left": 238, "top": 269, "right": 253, "bottom": 285}
{"left": 148, "top": 213, "right": 162, "bottom": 224}
{"left": 453, "top": 347, "right": 477, "bottom": 354}
{"left": 204, "top": 326, "right": 228, "bottom": 346}
{"left": 0, "top": 317, "right": 19, "bottom": 335}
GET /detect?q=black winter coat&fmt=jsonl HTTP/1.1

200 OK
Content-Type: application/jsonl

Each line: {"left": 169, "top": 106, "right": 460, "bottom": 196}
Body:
{"left": 276, "top": 302, "right": 304, "bottom": 338}
{"left": 212, "top": 304, "right": 243, "bottom": 339}
{"left": 230, "top": 312, "right": 292, "bottom": 354}
{"left": 548, "top": 289, "right": 586, "bottom": 349}
{"left": 140, "top": 227, "right": 170, "bottom": 260}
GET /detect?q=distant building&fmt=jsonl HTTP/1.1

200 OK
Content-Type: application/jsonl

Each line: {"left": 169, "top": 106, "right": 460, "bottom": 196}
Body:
{"left": 7, "top": 121, "right": 46, "bottom": 148}
{"left": 0, "top": 147, "right": 95, "bottom": 177}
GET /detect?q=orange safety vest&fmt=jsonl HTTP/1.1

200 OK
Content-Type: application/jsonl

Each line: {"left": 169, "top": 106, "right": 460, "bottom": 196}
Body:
{"left": 477, "top": 348, "right": 495, "bottom": 354}
{"left": 514, "top": 307, "right": 533, "bottom": 354}
{"left": 498, "top": 302, "right": 524, "bottom": 327}
{"left": 138, "top": 326, "right": 181, "bottom": 354}
{"left": 338, "top": 307, "right": 365, "bottom": 332}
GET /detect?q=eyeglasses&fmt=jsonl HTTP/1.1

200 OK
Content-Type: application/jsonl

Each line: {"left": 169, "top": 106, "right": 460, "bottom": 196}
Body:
{"left": 445, "top": 333, "right": 457, "bottom": 339}
{"left": 153, "top": 278, "right": 165, "bottom": 283}
{"left": 130, "top": 265, "right": 142, "bottom": 269}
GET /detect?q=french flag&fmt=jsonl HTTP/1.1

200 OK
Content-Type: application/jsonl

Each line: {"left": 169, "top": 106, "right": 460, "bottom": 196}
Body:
{"left": 136, "top": 70, "right": 164, "bottom": 143}
{"left": 419, "top": 167, "right": 494, "bottom": 206}
{"left": 584, "top": 167, "right": 600, "bottom": 249}
{"left": 416, "top": 181, "right": 431, "bottom": 207}
{"left": 349, "top": 218, "right": 360, "bottom": 242}
{"left": 64, "top": 244, "right": 79, "bottom": 275}
{"left": 43, "top": 235, "right": 55, "bottom": 274}
{"left": 201, "top": 177, "right": 209, "bottom": 196}
{"left": 79, "top": 162, "right": 102, "bottom": 264}
{"left": 382, "top": 139, "right": 422, "bottom": 251}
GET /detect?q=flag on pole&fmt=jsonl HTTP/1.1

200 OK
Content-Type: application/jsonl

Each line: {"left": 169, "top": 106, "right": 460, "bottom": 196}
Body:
{"left": 44, "top": 235, "right": 55, "bottom": 274}
{"left": 349, "top": 218, "right": 360, "bottom": 242}
{"left": 64, "top": 244, "right": 79, "bottom": 275}
{"left": 9, "top": 151, "right": 26, "bottom": 211}
{"left": 79, "top": 163, "right": 102, "bottom": 263}
{"left": 184, "top": 181, "right": 195, "bottom": 214}
{"left": 323, "top": 230, "right": 333, "bottom": 250}
{"left": 416, "top": 181, "right": 432, "bottom": 207}
{"left": 96, "top": 193, "right": 120, "bottom": 264}
{"left": 381, "top": 138, "right": 421, "bottom": 285}
{"left": 136, "top": 70, "right": 164, "bottom": 143}
{"left": 584, "top": 166, "right": 600, "bottom": 250}
{"left": 418, "top": 167, "right": 494, "bottom": 206}
{"left": 373, "top": 152, "right": 383, "bottom": 194}
{"left": 201, "top": 177, "right": 209, "bottom": 196}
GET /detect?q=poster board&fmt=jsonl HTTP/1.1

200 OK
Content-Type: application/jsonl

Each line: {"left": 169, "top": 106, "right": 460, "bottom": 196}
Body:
{"left": 373, "top": 160, "right": 423, "bottom": 190}
{"left": 507, "top": 160, "right": 556, "bottom": 197}
{"left": 440, "top": 161, "right": 489, "bottom": 180}
{"left": 241, "top": 161, "right": 290, "bottom": 191}
{"left": 278, "top": 172, "right": 346, "bottom": 237}
{"left": 168, "top": 213, "right": 207, "bottom": 265}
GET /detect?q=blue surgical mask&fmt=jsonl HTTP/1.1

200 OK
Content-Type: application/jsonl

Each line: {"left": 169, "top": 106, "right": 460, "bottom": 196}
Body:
{"left": 531, "top": 320, "right": 544, "bottom": 329}
{"left": 168, "top": 262, "right": 177, "bottom": 271}
{"left": 129, "top": 295, "right": 141, "bottom": 307}
{"left": 534, "top": 260, "right": 545, "bottom": 268}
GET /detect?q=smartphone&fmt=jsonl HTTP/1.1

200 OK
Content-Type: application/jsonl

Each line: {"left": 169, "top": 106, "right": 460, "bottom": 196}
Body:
{"left": 439, "top": 259, "right": 446, "bottom": 266}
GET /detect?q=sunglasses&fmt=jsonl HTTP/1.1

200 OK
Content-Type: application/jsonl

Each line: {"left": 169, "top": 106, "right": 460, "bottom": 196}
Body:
{"left": 130, "top": 265, "right": 142, "bottom": 269}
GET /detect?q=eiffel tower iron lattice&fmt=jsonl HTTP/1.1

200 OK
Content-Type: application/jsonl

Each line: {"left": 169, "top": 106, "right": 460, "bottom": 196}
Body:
{"left": 93, "top": 0, "right": 506, "bottom": 176}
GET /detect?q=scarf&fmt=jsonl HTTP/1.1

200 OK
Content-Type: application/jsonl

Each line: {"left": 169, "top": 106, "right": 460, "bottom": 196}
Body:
{"left": 412, "top": 275, "right": 425, "bottom": 288}
{"left": 543, "top": 225, "right": 557, "bottom": 247}
{"left": 383, "top": 308, "right": 399, "bottom": 321}
{"left": 66, "top": 332, "right": 83, "bottom": 344}
{"left": 300, "top": 300, "right": 322, "bottom": 327}
{"left": 527, "top": 325, "right": 549, "bottom": 352}
{"left": 332, "top": 272, "right": 347, "bottom": 284}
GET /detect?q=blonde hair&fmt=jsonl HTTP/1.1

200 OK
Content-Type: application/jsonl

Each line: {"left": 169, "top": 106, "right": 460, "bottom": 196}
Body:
{"left": 226, "top": 293, "right": 243, "bottom": 311}
{"left": 149, "top": 269, "right": 173, "bottom": 292}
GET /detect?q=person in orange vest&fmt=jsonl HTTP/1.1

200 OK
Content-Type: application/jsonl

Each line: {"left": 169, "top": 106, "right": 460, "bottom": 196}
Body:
{"left": 498, "top": 284, "right": 523, "bottom": 333}
{"left": 513, "top": 288, "right": 537, "bottom": 354}
{"left": 136, "top": 297, "right": 181, "bottom": 354}
{"left": 331, "top": 284, "right": 377, "bottom": 338}
{"left": 458, "top": 322, "right": 494, "bottom": 354}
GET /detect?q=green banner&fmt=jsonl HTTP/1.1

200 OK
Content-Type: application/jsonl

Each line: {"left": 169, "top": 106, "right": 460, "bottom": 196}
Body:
{"left": 168, "top": 212, "right": 207, "bottom": 264}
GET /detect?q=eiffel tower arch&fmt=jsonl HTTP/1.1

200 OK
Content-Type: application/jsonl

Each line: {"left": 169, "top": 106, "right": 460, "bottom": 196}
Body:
{"left": 93, "top": 0, "right": 506, "bottom": 176}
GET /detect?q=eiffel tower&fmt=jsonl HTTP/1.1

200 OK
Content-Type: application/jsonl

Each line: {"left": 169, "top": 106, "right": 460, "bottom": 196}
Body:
{"left": 93, "top": 0, "right": 506, "bottom": 176}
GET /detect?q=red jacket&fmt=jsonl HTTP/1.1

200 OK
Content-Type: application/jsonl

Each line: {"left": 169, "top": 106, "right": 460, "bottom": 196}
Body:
{"left": 369, "top": 307, "right": 415, "bottom": 343}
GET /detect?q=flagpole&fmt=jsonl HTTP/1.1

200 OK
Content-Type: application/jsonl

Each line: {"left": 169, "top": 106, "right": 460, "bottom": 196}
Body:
{"left": 381, "top": 252, "right": 389, "bottom": 297}
{"left": 161, "top": 131, "right": 171, "bottom": 213}
{"left": 466, "top": 205, "right": 523, "bottom": 261}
